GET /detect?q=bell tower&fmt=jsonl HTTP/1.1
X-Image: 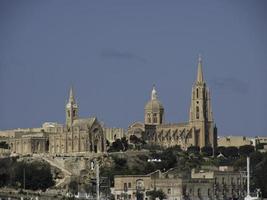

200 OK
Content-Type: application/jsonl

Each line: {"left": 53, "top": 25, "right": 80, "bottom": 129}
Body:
{"left": 189, "top": 55, "right": 215, "bottom": 148}
{"left": 144, "top": 85, "right": 164, "bottom": 125}
{"left": 66, "top": 87, "right": 78, "bottom": 128}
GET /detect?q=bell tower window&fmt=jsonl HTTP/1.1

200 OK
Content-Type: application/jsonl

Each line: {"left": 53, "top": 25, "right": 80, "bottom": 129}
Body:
{"left": 196, "top": 106, "right": 199, "bottom": 119}
{"left": 147, "top": 113, "right": 151, "bottom": 123}
{"left": 153, "top": 113, "right": 157, "bottom": 123}
{"left": 196, "top": 88, "right": 199, "bottom": 99}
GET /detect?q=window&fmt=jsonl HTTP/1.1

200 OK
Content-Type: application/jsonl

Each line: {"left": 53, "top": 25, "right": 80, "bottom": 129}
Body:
{"left": 222, "top": 177, "right": 225, "bottom": 184}
{"left": 197, "top": 188, "right": 201, "bottom": 197}
{"left": 117, "top": 195, "right": 120, "bottom": 199}
{"left": 168, "top": 188, "right": 171, "bottom": 194}
{"left": 147, "top": 113, "right": 151, "bottom": 123}
{"left": 196, "top": 106, "right": 199, "bottom": 119}
{"left": 128, "top": 182, "right": 131, "bottom": 188}
{"left": 196, "top": 88, "right": 199, "bottom": 98}
{"left": 124, "top": 183, "right": 127, "bottom": 191}
{"left": 153, "top": 113, "right": 157, "bottom": 123}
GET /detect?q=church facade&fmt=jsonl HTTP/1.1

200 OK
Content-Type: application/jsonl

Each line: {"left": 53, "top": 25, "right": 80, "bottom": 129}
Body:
{"left": 128, "top": 56, "right": 217, "bottom": 150}
{"left": 3, "top": 88, "right": 106, "bottom": 155}
{"left": 49, "top": 88, "right": 106, "bottom": 154}
{"left": 1, "top": 56, "right": 216, "bottom": 154}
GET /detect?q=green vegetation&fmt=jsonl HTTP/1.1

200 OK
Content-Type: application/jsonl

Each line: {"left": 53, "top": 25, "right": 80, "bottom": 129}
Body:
{"left": 108, "top": 137, "right": 129, "bottom": 152}
{"left": 0, "top": 157, "right": 54, "bottom": 191}
{"left": 146, "top": 189, "right": 166, "bottom": 200}
{"left": 0, "top": 141, "right": 9, "bottom": 149}
{"left": 102, "top": 143, "right": 267, "bottom": 196}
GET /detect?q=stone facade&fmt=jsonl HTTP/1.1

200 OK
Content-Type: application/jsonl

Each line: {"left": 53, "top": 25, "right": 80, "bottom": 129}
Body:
{"left": 8, "top": 132, "right": 49, "bottom": 154}
{"left": 218, "top": 136, "right": 254, "bottom": 147}
{"left": 1, "top": 88, "right": 106, "bottom": 155}
{"left": 49, "top": 88, "right": 106, "bottom": 154}
{"left": 105, "top": 127, "right": 125, "bottom": 144}
{"left": 112, "top": 167, "right": 246, "bottom": 200}
{"left": 128, "top": 56, "right": 217, "bottom": 150}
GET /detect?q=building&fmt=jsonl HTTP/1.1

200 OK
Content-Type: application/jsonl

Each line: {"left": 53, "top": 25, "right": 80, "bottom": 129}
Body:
{"left": 112, "top": 167, "right": 246, "bottom": 200}
{"left": 48, "top": 87, "right": 106, "bottom": 154}
{"left": 1, "top": 87, "right": 106, "bottom": 155}
{"left": 8, "top": 132, "right": 49, "bottom": 155}
{"left": 127, "top": 56, "right": 217, "bottom": 150}
{"left": 105, "top": 127, "right": 125, "bottom": 144}
{"left": 218, "top": 136, "right": 254, "bottom": 147}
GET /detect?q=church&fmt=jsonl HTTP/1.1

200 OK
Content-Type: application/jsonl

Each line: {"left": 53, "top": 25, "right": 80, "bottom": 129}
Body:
{"left": 3, "top": 88, "right": 106, "bottom": 155}
{"left": 0, "top": 56, "right": 216, "bottom": 155}
{"left": 48, "top": 88, "right": 107, "bottom": 154}
{"left": 127, "top": 56, "right": 217, "bottom": 150}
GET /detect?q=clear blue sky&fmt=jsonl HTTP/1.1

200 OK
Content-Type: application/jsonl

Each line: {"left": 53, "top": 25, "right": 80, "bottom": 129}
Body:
{"left": 0, "top": 1, "right": 266, "bottom": 136}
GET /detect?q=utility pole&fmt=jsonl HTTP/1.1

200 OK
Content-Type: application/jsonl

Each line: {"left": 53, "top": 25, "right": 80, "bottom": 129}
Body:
{"left": 96, "top": 161, "right": 100, "bottom": 200}
{"left": 23, "top": 168, "right": 25, "bottom": 190}
{"left": 247, "top": 157, "right": 250, "bottom": 197}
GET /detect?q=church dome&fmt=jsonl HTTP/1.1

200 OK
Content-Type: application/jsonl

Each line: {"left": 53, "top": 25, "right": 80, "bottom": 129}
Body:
{"left": 145, "top": 99, "right": 164, "bottom": 111}
{"left": 144, "top": 86, "right": 164, "bottom": 111}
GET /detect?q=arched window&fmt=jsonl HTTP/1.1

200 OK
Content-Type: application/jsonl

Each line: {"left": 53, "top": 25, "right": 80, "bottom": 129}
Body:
{"left": 196, "top": 88, "right": 199, "bottom": 98}
{"left": 153, "top": 113, "right": 157, "bottom": 123}
{"left": 196, "top": 106, "right": 199, "bottom": 119}
{"left": 198, "top": 188, "right": 201, "bottom": 197}
{"left": 147, "top": 113, "right": 151, "bottom": 123}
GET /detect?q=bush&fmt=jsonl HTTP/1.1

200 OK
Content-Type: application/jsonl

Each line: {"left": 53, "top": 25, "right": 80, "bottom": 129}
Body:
{"left": 187, "top": 146, "right": 200, "bottom": 154}
{"left": 146, "top": 190, "right": 166, "bottom": 200}
{"left": 13, "top": 161, "right": 54, "bottom": 191}
{"left": 239, "top": 145, "right": 255, "bottom": 157}
{"left": 201, "top": 146, "right": 213, "bottom": 157}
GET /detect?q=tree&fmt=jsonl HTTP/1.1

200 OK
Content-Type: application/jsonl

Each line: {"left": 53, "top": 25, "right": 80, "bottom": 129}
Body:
{"left": 216, "top": 146, "right": 226, "bottom": 156}
{"left": 201, "top": 146, "right": 213, "bottom": 157}
{"left": 146, "top": 190, "right": 166, "bottom": 200}
{"left": 239, "top": 145, "right": 255, "bottom": 157}
{"left": 0, "top": 141, "right": 9, "bottom": 149}
{"left": 187, "top": 146, "right": 200, "bottom": 155}
{"left": 253, "top": 154, "right": 267, "bottom": 197}
{"left": 13, "top": 161, "right": 54, "bottom": 191}
{"left": 108, "top": 137, "right": 129, "bottom": 152}
{"left": 224, "top": 146, "right": 239, "bottom": 158}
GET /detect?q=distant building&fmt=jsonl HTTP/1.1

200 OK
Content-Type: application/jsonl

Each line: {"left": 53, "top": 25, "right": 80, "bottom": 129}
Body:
{"left": 127, "top": 56, "right": 217, "bottom": 150}
{"left": 1, "top": 87, "right": 106, "bottom": 155}
{"left": 218, "top": 136, "right": 254, "bottom": 147}
{"left": 112, "top": 166, "right": 246, "bottom": 200}
{"left": 104, "top": 127, "right": 125, "bottom": 144}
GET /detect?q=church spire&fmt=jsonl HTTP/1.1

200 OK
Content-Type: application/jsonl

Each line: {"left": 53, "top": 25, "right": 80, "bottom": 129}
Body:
{"left": 66, "top": 86, "right": 78, "bottom": 128}
{"left": 151, "top": 84, "right": 158, "bottom": 100}
{"left": 69, "top": 86, "right": 75, "bottom": 103}
{"left": 197, "top": 54, "right": 204, "bottom": 83}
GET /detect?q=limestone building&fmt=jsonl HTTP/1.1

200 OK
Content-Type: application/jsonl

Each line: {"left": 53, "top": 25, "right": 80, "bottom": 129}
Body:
{"left": 218, "top": 136, "right": 254, "bottom": 147}
{"left": 104, "top": 127, "right": 125, "bottom": 144}
{"left": 49, "top": 88, "right": 106, "bottom": 154}
{"left": 128, "top": 56, "right": 217, "bottom": 150}
{"left": 1, "top": 88, "right": 106, "bottom": 155}
{"left": 112, "top": 166, "right": 245, "bottom": 200}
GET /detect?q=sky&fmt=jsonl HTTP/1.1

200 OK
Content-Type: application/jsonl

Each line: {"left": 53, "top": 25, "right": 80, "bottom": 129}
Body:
{"left": 0, "top": 1, "right": 266, "bottom": 136}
